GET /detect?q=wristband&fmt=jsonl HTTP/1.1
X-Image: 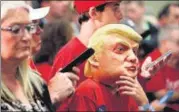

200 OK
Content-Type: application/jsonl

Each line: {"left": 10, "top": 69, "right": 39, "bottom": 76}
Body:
{"left": 159, "top": 90, "right": 174, "bottom": 104}
{"left": 139, "top": 103, "right": 155, "bottom": 111}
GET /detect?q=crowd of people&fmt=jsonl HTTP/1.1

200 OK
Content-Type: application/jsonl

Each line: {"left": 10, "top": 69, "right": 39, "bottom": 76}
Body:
{"left": 1, "top": 0, "right": 179, "bottom": 112}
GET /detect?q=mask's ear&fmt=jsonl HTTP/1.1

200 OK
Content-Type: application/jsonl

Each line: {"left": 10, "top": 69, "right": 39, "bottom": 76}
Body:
{"left": 88, "top": 55, "right": 99, "bottom": 68}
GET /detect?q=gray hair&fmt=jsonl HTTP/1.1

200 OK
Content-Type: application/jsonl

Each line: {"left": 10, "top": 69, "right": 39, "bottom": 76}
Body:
{"left": 1, "top": 1, "right": 31, "bottom": 21}
{"left": 158, "top": 25, "right": 179, "bottom": 44}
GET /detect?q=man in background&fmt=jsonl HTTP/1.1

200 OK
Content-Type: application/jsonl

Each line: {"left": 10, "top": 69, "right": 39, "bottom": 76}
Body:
{"left": 141, "top": 25, "right": 179, "bottom": 112}
{"left": 125, "top": 1, "right": 158, "bottom": 59}
{"left": 158, "top": 3, "right": 179, "bottom": 28}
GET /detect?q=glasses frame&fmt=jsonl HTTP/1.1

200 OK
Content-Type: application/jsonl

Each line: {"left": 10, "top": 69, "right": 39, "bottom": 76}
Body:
{"left": 1, "top": 23, "right": 39, "bottom": 37}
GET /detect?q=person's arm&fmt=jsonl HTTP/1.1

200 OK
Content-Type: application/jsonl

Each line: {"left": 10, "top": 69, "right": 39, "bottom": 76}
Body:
{"left": 140, "top": 56, "right": 170, "bottom": 79}
{"left": 116, "top": 76, "right": 149, "bottom": 106}
{"left": 150, "top": 99, "right": 166, "bottom": 111}
{"left": 155, "top": 89, "right": 179, "bottom": 102}
{"left": 49, "top": 38, "right": 87, "bottom": 81}
{"left": 140, "top": 90, "right": 179, "bottom": 111}
{"left": 115, "top": 76, "right": 160, "bottom": 111}
{"left": 48, "top": 67, "right": 79, "bottom": 108}
{"left": 49, "top": 20, "right": 97, "bottom": 82}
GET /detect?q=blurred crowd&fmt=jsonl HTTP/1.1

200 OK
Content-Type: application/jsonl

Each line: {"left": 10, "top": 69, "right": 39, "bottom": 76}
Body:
{"left": 1, "top": 0, "right": 179, "bottom": 112}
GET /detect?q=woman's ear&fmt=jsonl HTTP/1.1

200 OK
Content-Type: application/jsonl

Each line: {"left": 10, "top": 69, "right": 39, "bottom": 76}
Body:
{"left": 88, "top": 55, "right": 99, "bottom": 68}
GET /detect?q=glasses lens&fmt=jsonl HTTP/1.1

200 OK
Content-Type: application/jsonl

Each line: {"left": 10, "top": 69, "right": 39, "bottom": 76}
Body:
{"left": 11, "top": 25, "right": 21, "bottom": 34}
{"left": 26, "top": 24, "right": 37, "bottom": 34}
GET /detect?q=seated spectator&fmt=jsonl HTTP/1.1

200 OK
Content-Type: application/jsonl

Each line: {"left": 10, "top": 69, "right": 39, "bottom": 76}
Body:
{"left": 125, "top": 1, "right": 159, "bottom": 59}
{"left": 34, "top": 20, "right": 73, "bottom": 82}
{"left": 1, "top": 1, "right": 79, "bottom": 111}
{"left": 63, "top": 24, "right": 150, "bottom": 111}
{"left": 140, "top": 25, "right": 179, "bottom": 111}
{"left": 1, "top": 1, "right": 53, "bottom": 111}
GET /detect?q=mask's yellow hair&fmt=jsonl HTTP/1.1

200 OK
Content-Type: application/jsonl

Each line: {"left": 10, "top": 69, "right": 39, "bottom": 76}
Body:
{"left": 84, "top": 24, "right": 142, "bottom": 77}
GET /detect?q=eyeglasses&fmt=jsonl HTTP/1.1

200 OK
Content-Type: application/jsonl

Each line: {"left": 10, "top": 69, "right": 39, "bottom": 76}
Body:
{"left": 1, "top": 23, "right": 39, "bottom": 36}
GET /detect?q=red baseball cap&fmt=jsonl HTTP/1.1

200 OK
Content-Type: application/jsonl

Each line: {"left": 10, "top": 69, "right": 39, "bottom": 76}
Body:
{"left": 74, "top": 0, "right": 120, "bottom": 14}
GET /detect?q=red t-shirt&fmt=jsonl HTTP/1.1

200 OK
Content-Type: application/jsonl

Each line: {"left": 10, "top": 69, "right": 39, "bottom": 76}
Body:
{"left": 62, "top": 79, "right": 138, "bottom": 111}
{"left": 144, "top": 49, "right": 179, "bottom": 110}
{"left": 49, "top": 37, "right": 87, "bottom": 83}
{"left": 35, "top": 62, "right": 52, "bottom": 82}
{"left": 29, "top": 58, "right": 52, "bottom": 82}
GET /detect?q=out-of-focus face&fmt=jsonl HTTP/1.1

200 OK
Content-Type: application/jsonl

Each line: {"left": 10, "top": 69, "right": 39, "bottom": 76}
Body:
{"left": 31, "top": 20, "right": 42, "bottom": 55}
{"left": 167, "top": 5, "right": 179, "bottom": 25}
{"left": 95, "top": 34, "right": 139, "bottom": 84}
{"left": 1, "top": 8, "right": 32, "bottom": 61}
{"left": 166, "top": 29, "right": 179, "bottom": 61}
{"left": 49, "top": 1, "right": 70, "bottom": 19}
{"left": 119, "top": 1, "right": 127, "bottom": 18}
{"left": 98, "top": 2, "right": 123, "bottom": 25}
{"left": 126, "top": 2, "right": 145, "bottom": 23}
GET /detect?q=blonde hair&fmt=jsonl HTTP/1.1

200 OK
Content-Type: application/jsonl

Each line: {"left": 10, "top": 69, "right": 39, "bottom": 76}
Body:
{"left": 84, "top": 24, "right": 142, "bottom": 77}
{"left": 1, "top": 59, "right": 44, "bottom": 101}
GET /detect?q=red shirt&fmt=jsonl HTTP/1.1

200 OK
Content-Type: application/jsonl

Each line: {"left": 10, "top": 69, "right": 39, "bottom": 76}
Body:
{"left": 49, "top": 37, "right": 87, "bottom": 83}
{"left": 29, "top": 58, "right": 52, "bottom": 82}
{"left": 65, "top": 79, "right": 138, "bottom": 111}
{"left": 35, "top": 62, "right": 52, "bottom": 82}
{"left": 144, "top": 49, "right": 179, "bottom": 110}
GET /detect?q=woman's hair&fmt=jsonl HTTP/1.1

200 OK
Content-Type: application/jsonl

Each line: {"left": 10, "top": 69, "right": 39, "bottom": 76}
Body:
{"left": 1, "top": 59, "right": 44, "bottom": 101}
{"left": 1, "top": 1, "right": 30, "bottom": 23}
{"left": 34, "top": 20, "right": 73, "bottom": 65}
{"left": 1, "top": 1, "right": 44, "bottom": 101}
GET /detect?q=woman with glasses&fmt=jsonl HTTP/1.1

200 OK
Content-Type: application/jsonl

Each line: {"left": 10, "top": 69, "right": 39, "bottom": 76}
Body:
{"left": 1, "top": 2, "right": 54, "bottom": 111}
{"left": 1, "top": 1, "right": 79, "bottom": 111}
